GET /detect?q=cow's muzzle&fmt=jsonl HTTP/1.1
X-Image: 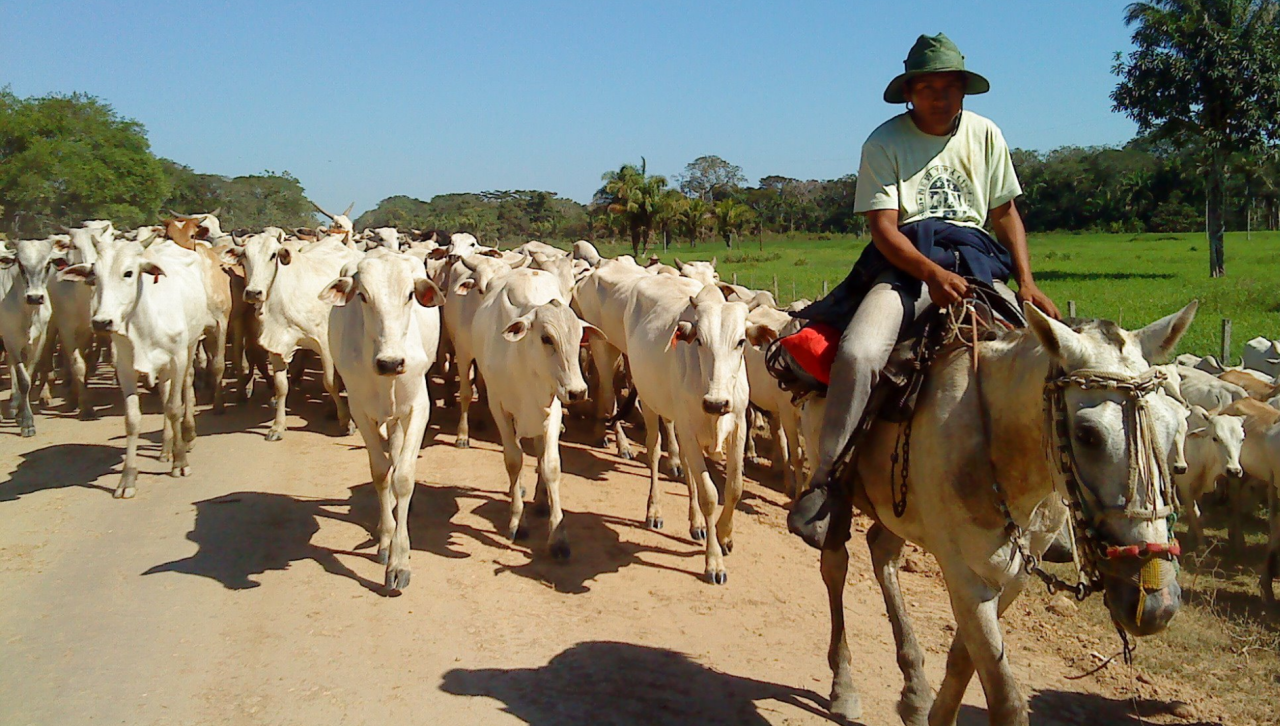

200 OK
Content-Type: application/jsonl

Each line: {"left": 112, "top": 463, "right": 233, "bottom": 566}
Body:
{"left": 25, "top": 293, "right": 45, "bottom": 306}
{"left": 243, "top": 289, "right": 265, "bottom": 303}
{"left": 701, "top": 397, "right": 731, "bottom": 415}
{"left": 375, "top": 357, "right": 406, "bottom": 376}
{"left": 92, "top": 318, "right": 114, "bottom": 333}
{"left": 1227, "top": 465, "right": 1244, "bottom": 479}
{"left": 565, "top": 386, "right": 587, "bottom": 403}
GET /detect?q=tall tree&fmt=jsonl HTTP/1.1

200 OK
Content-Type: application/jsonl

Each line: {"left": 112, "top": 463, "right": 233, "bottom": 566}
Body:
{"left": 1112, "top": 0, "right": 1280, "bottom": 276}
{"left": 677, "top": 155, "right": 745, "bottom": 202}
{"left": 713, "top": 198, "right": 755, "bottom": 248}
{"left": 0, "top": 89, "right": 168, "bottom": 236}
{"left": 596, "top": 159, "right": 669, "bottom": 255}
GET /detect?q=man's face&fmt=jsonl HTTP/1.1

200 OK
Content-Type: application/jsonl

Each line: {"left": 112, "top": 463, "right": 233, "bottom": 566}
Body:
{"left": 904, "top": 72, "right": 966, "bottom": 130}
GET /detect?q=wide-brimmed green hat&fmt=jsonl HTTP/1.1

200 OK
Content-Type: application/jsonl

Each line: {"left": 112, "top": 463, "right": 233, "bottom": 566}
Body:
{"left": 883, "top": 33, "right": 990, "bottom": 104}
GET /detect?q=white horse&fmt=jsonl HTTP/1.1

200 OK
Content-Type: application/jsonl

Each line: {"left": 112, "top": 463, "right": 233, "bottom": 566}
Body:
{"left": 817, "top": 301, "right": 1196, "bottom": 726}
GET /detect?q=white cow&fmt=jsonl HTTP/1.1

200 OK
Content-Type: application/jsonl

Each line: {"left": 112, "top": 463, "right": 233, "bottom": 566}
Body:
{"left": 1220, "top": 397, "right": 1280, "bottom": 602}
{"left": 743, "top": 304, "right": 805, "bottom": 498}
{"left": 220, "top": 231, "right": 362, "bottom": 441}
{"left": 312, "top": 201, "right": 357, "bottom": 248}
{"left": 60, "top": 239, "right": 222, "bottom": 497}
{"left": 1243, "top": 336, "right": 1280, "bottom": 379}
{"left": 472, "top": 266, "right": 599, "bottom": 559}
{"left": 1165, "top": 364, "right": 1249, "bottom": 411}
{"left": 0, "top": 239, "right": 58, "bottom": 437}
{"left": 49, "top": 224, "right": 117, "bottom": 419}
{"left": 671, "top": 257, "right": 719, "bottom": 286}
{"left": 572, "top": 240, "right": 603, "bottom": 268}
{"left": 624, "top": 278, "right": 771, "bottom": 584}
{"left": 321, "top": 249, "right": 443, "bottom": 591}
{"left": 1175, "top": 406, "right": 1246, "bottom": 548}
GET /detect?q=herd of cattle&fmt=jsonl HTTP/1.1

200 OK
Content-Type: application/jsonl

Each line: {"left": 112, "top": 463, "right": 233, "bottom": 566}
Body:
{"left": 2, "top": 208, "right": 1280, "bottom": 599}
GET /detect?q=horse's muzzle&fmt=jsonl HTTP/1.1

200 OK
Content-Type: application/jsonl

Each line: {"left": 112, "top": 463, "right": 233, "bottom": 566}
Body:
{"left": 1103, "top": 557, "right": 1181, "bottom": 636}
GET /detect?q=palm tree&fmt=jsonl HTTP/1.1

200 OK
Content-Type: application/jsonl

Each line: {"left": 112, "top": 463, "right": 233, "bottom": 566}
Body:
{"left": 714, "top": 199, "right": 755, "bottom": 248}
{"left": 684, "top": 198, "right": 714, "bottom": 247}
{"left": 654, "top": 189, "right": 689, "bottom": 250}
{"left": 596, "top": 159, "right": 669, "bottom": 256}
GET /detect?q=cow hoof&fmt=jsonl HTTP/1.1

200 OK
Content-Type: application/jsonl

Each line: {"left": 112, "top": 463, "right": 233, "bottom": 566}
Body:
{"left": 705, "top": 569, "right": 727, "bottom": 585}
{"left": 455, "top": 437, "right": 470, "bottom": 449}
{"left": 690, "top": 526, "right": 707, "bottom": 542}
{"left": 343, "top": 420, "right": 356, "bottom": 436}
{"left": 171, "top": 465, "right": 191, "bottom": 477}
{"left": 549, "top": 541, "right": 571, "bottom": 561}
{"left": 266, "top": 430, "right": 283, "bottom": 442}
{"left": 669, "top": 464, "right": 684, "bottom": 480}
{"left": 618, "top": 448, "right": 635, "bottom": 461}
{"left": 158, "top": 451, "right": 172, "bottom": 463}
{"left": 646, "top": 516, "right": 664, "bottom": 530}
{"left": 829, "top": 692, "right": 863, "bottom": 721}
{"left": 376, "top": 547, "right": 389, "bottom": 565}
{"left": 20, "top": 425, "right": 35, "bottom": 438}
{"left": 114, "top": 485, "right": 137, "bottom": 500}
{"left": 532, "top": 501, "right": 551, "bottom": 518}
{"left": 721, "top": 538, "right": 734, "bottom": 555}
{"left": 386, "top": 568, "right": 411, "bottom": 592}
{"left": 510, "top": 525, "right": 529, "bottom": 542}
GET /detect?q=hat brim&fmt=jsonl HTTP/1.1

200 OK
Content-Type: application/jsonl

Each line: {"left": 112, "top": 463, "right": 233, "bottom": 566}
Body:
{"left": 883, "top": 70, "right": 989, "bottom": 104}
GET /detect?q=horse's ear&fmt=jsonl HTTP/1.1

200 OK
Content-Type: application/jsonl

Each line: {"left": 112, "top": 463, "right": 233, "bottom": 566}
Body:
{"left": 1025, "top": 301, "right": 1089, "bottom": 364}
{"left": 1134, "top": 301, "right": 1198, "bottom": 364}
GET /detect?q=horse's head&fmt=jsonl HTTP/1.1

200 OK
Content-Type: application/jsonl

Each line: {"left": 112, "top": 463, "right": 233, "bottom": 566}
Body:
{"left": 1026, "top": 301, "right": 1197, "bottom": 637}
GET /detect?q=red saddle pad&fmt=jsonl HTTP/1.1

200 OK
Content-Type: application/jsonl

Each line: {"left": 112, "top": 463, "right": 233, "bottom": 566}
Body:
{"left": 778, "top": 322, "right": 841, "bottom": 385}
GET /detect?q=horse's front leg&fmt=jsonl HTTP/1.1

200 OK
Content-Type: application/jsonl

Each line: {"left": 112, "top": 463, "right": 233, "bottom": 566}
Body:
{"left": 933, "top": 560, "right": 1027, "bottom": 726}
{"left": 867, "top": 523, "right": 931, "bottom": 726}
{"left": 820, "top": 544, "right": 862, "bottom": 721}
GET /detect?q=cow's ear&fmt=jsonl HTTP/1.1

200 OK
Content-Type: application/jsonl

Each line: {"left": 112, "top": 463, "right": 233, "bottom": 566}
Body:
{"left": 746, "top": 323, "right": 779, "bottom": 347}
{"left": 666, "top": 321, "right": 697, "bottom": 351}
{"left": 503, "top": 314, "right": 534, "bottom": 342}
{"left": 414, "top": 278, "right": 443, "bottom": 307}
{"left": 50, "top": 255, "right": 70, "bottom": 271}
{"left": 456, "top": 278, "right": 478, "bottom": 295}
{"left": 53, "top": 237, "right": 74, "bottom": 253}
{"left": 428, "top": 247, "right": 449, "bottom": 260}
{"left": 580, "top": 322, "right": 608, "bottom": 347}
{"left": 320, "top": 277, "right": 355, "bottom": 306}
{"left": 0, "top": 252, "right": 14, "bottom": 268}
{"left": 277, "top": 247, "right": 292, "bottom": 266}
{"left": 1187, "top": 427, "right": 1209, "bottom": 438}
{"left": 716, "top": 282, "right": 740, "bottom": 301}
{"left": 215, "top": 244, "right": 242, "bottom": 268}
{"left": 59, "top": 263, "right": 95, "bottom": 283}
{"left": 139, "top": 261, "right": 166, "bottom": 280}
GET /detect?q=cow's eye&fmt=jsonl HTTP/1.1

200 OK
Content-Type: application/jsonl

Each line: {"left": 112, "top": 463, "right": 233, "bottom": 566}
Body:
{"left": 357, "top": 291, "right": 367, "bottom": 303}
{"left": 1213, "top": 436, "right": 1221, "bottom": 443}
{"left": 407, "top": 290, "right": 415, "bottom": 301}
{"left": 541, "top": 334, "right": 553, "bottom": 346}
{"left": 123, "top": 270, "right": 134, "bottom": 279}
{"left": 270, "top": 252, "right": 277, "bottom": 261}
{"left": 736, "top": 338, "right": 747, "bottom": 348}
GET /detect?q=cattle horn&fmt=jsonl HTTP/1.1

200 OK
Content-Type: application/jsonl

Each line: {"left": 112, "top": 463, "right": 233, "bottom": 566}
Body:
{"left": 311, "top": 200, "right": 336, "bottom": 220}
{"left": 341, "top": 202, "right": 355, "bottom": 217}
{"left": 208, "top": 207, "right": 222, "bottom": 217}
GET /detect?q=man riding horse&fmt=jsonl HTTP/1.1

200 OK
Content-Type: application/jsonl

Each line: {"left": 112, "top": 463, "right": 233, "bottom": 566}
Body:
{"left": 789, "top": 33, "right": 1061, "bottom": 548}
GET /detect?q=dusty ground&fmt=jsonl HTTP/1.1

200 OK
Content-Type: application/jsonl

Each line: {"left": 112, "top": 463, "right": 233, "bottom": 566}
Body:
{"left": 0, "top": 369, "right": 1226, "bottom": 725}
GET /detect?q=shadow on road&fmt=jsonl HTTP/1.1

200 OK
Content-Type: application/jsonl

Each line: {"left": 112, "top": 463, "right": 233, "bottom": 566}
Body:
{"left": 0, "top": 443, "right": 118, "bottom": 502}
{"left": 1018, "top": 690, "right": 1218, "bottom": 725}
{"left": 440, "top": 641, "right": 840, "bottom": 726}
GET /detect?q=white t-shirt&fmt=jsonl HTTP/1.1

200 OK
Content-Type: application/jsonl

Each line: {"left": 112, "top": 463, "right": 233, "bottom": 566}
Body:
{"left": 853, "top": 111, "right": 1021, "bottom": 229}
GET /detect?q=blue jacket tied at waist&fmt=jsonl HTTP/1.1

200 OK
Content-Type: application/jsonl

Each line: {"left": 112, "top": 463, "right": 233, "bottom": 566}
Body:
{"left": 794, "top": 218, "right": 1013, "bottom": 329}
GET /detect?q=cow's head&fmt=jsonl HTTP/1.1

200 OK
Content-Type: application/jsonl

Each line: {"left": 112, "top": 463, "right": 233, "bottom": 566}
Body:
{"left": 1, "top": 238, "right": 62, "bottom": 307}
{"left": 501, "top": 298, "right": 603, "bottom": 406}
{"left": 59, "top": 240, "right": 161, "bottom": 334}
{"left": 320, "top": 250, "right": 442, "bottom": 376}
{"left": 674, "top": 257, "right": 719, "bottom": 286}
{"left": 1187, "top": 405, "right": 1245, "bottom": 480}
{"left": 667, "top": 284, "right": 765, "bottom": 417}
{"left": 227, "top": 230, "right": 290, "bottom": 303}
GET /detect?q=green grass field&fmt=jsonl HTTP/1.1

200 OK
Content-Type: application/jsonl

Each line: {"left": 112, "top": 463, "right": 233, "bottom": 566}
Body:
{"left": 590, "top": 230, "right": 1280, "bottom": 361}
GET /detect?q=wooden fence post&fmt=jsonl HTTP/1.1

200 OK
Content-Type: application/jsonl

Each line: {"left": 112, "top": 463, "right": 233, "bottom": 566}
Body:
{"left": 822, "top": 280, "right": 829, "bottom": 297}
{"left": 772, "top": 275, "right": 779, "bottom": 302}
{"left": 791, "top": 280, "right": 796, "bottom": 302}
{"left": 1221, "top": 318, "right": 1232, "bottom": 365}
{"left": 1066, "top": 300, "right": 1076, "bottom": 318}
{"left": 732, "top": 272, "right": 738, "bottom": 285}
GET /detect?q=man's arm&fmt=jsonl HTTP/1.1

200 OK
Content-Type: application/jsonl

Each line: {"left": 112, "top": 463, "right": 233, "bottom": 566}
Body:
{"left": 988, "top": 200, "right": 1061, "bottom": 319}
{"left": 866, "top": 209, "right": 969, "bottom": 306}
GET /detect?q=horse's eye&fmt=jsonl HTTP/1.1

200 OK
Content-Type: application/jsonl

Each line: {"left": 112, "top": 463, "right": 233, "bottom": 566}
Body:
{"left": 1074, "top": 423, "right": 1103, "bottom": 449}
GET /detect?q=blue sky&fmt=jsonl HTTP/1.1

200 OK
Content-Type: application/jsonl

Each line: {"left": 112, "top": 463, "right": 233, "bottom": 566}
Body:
{"left": 4, "top": 1, "right": 1140, "bottom": 214}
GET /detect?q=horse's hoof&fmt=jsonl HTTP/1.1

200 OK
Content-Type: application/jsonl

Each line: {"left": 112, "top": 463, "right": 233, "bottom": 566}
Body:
{"left": 385, "top": 567, "right": 411, "bottom": 592}
{"left": 829, "top": 691, "right": 863, "bottom": 722}
{"left": 646, "top": 516, "right": 664, "bottom": 530}
{"left": 266, "top": 430, "right": 283, "bottom": 442}
{"left": 705, "top": 569, "right": 727, "bottom": 585}
{"left": 549, "top": 541, "right": 571, "bottom": 561}
{"left": 455, "top": 437, "right": 470, "bottom": 449}
{"left": 532, "top": 501, "right": 551, "bottom": 518}
{"left": 690, "top": 526, "right": 707, "bottom": 542}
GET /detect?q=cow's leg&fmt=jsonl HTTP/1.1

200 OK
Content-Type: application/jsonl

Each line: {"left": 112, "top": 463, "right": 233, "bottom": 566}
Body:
{"left": 29, "top": 336, "right": 54, "bottom": 409}
{"left": 715, "top": 414, "right": 746, "bottom": 556}
{"left": 536, "top": 406, "right": 570, "bottom": 560}
{"left": 167, "top": 356, "right": 193, "bottom": 477}
{"left": 207, "top": 322, "right": 228, "bottom": 415}
{"left": 781, "top": 408, "right": 805, "bottom": 500}
{"left": 496, "top": 411, "right": 528, "bottom": 541}
{"left": 866, "top": 524, "right": 931, "bottom": 726}
{"left": 821, "top": 544, "right": 862, "bottom": 721}
{"left": 640, "top": 403, "right": 665, "bottom": 531}
{"left": 769, "top": 411, "right": 788, "bottom": 476}
{"left": 1228, "top": 475, "right": 1247, "bottom": 554}
{"left": 116, "top": 346, "right": 141, "bottom": 499}
{"left": 456, "top": 355, "right": 475, "bottom": 448}
{"left": 351, "top": 411, "right": 392, "bottom": 562}
{"left": 158, "top": 377, "right": 175, "bottom": 462}
{"left": 383, "top": 416, "right": 410, "bottom": 591}
{"left": 744, "top": 408, "right": 762, "bottom": 464}
{"left": 935, "top": 562, "right": 1027, "bottom": 726}
{"left": 930, "top": 574, "right": 1027, "bottom": 726}
{"left": 70, "top": 334, "right": 95, "bottom": 420}
{"left": 181, "top": 358, "right": 197, "bottom": 449}
{"left": 1262, "top": 483, "right": 1279, "bottom": 605}
{"left": 589, "top": 338, "right": 620, "bottom": 451}
{"left": 319, "top": 350, "right": 352, "bottom": 435}
{"left": 662, "top": 417, "right": 684, "bottom": 479}
{"left": 678, "top": 427, "right": 726, "bottom": 584}
{"left": 267, "top": 353, "right": 289, "bottom": 442}
{"left": 9, "top": 360, "right": 35, "bottom": 437}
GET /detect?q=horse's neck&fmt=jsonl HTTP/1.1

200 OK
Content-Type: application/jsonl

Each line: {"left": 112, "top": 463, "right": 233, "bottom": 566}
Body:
{"left": 975, "top": 334, "right": 1059, "bottom": 518}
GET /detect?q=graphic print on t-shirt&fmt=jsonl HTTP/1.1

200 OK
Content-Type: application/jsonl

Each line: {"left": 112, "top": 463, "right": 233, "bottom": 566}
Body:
{"left": 915, "top": 165, "right": 976, "bottom": 221}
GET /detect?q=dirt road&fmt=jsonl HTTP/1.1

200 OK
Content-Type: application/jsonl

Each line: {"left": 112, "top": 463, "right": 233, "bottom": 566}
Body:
{"left": 0, "top": 372, "right": 1211, "bottom": 725}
